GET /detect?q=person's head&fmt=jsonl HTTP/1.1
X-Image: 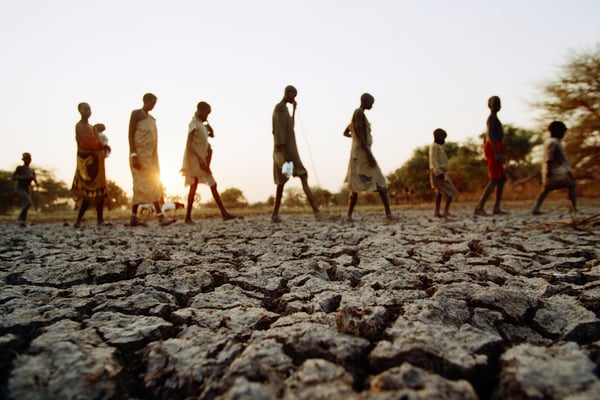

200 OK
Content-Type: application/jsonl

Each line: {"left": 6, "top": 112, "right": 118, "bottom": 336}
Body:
{"left": 488, "top": 96, "right": 501, "bottom": 112}
{"left": 142, "top": 93, "right": 157, "bottom": 112}
{"left": 94, "top": 123, "right": 106, "bottom": 133}
{"left": 196, "top": 101, "right": 211, "bottom": 121}
{"left": 360, "top": 93, "right": 375, "bottom": 110}
{"left": 21, "top": 152, "right": 32, "bottom": 165}
{"left": 77, "top": 102, "right": 91, "bottom": 119}
{"left": 433, "top": 128, "right": 447, "bottom": 144}
{"left": 283, "top": 85, "right": 297, "bottom": 103}
{"left": 548, "top": 120, "right": 567, "bottom": 139}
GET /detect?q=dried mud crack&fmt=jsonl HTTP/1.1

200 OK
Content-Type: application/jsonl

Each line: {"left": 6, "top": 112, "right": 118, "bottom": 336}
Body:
{"left": 1, "top": 204, "right": 600, "bottom": 399}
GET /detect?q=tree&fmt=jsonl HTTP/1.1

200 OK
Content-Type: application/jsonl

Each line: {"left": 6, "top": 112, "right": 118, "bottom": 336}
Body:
{"left": 501, "top": 125, "right": 543, "bottom": 180}
{"left": 310, "top": 186, "right": 333, "bottom": 208}
{"left": 220, "top": 187, "right": 248, "bottom": 208}
{"left": 106, "top": 180, "right": 129, "bottom": 210}
{"left": 283, "top": 187, "right": 306, "bottom": 208}
{"left": 0, "top": 170, "right": 18, "bottom": 214}
{"left": 534, "top": 44, "right": 600, "bottom": 185}
{"left": 387, "top": 145, "right": 431, "bottom": 201}
{"left": 447, "top": 138, "right": 487, "bottom": 193}
{"left": 32, "top": 168, "right": 73, "bottom": 211}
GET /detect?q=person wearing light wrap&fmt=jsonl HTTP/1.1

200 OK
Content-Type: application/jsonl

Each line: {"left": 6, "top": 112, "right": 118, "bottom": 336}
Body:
{"left": 429, "top": 128, "right": 458, "bottom": 218}
{"left": 181, "top": 101, "right": 236, "bottom": 224}
{"left": 128, "top": 93, "right": 174, "bottom": 227}
{"left": 532, "top": 120, "right": 577, "bottom": 215}
{"left": 271, "top": 85, "right": 321, "bottom": 223}
{"left": 343, "top": 93, "right": 394, "bottom": 222}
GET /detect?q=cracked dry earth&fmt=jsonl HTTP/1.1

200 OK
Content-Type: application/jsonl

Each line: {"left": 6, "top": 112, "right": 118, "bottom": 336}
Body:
{"left": 1, "top": 202, "right": 600, "bottom": 399}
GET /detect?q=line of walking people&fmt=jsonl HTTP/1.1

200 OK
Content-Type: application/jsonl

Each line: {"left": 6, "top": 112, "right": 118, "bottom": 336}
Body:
{"left": 11, "top": 87, "right": 577, "bottom": 227}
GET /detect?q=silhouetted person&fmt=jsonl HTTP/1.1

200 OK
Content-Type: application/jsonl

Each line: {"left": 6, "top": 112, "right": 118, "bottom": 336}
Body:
{"left": 71, "top": 103, "right": 109, "bottom": 228}
{"left": 474, "top": 95, "right": 507, "bottom": 216}
{"left": 343, "top": 93, "right": 394, "bottom": 222}
{"left": 128, "top": 93, "right": 175, "bottom": 227}
{"left": 532, "top": 121, "right": 577, "bottom": 215}
{"left": 429, "top": 128, "right": 458, "bottom": 218}
{"left": 271, "top": 85, "right": 321, "bottom": 223}
{"left": 181, "top": 101, "right": 236, "bottom": 224}
{"left": 12, "top": 152, "right": 37, "bottom": 227}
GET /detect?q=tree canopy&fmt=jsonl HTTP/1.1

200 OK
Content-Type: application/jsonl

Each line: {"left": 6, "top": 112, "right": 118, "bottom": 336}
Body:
{"left": 0, "top": 168, "right": 130, "bottom": 214}
{"left": 386, "top": 125, "right": 541, "bottom": 200}
{"left": 534, "top": 44, "right": 600, "bottom": 184}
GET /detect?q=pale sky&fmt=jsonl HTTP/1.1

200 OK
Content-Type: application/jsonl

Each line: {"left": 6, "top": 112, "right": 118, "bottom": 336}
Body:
{"left": 1, "top": 1, "right": 598, "bottom": 203}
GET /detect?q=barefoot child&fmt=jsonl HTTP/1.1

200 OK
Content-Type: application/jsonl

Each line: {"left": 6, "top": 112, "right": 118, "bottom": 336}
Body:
{"left": 532, "top": 121, "right": 576, "bottom": 215}
{"left": 12, "top": 152, "right": 38, "bottom": 226}
{"left": 181, "top": 101, "right": 237, "bottom": 224}
{"left": 429, "top": 129, "right": 457, "bottom": 218}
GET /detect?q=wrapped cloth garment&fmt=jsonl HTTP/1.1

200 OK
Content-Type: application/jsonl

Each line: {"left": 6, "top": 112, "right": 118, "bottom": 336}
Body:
{"left": 542, "top": 137, "right": 575, "bottom": 189}
{"left": 429, "top": 142, "right": 457, "bottom": 197}
{"left": 272, "top": 103, "right": 307, "bottom": 184}
{"left": 71, "top": 122, "right": 107, "bottom": 199}
{"left": 484, "top": 140, "right": 505, "bottom": 181}
{"left": 130, "top": 115, "right": 163, "bottom": 204}
{"left": 344, "top": 108, "right": 387, "bottom": 192}
{"left": 181, "top": 117, "right": 216, "bottom": 187}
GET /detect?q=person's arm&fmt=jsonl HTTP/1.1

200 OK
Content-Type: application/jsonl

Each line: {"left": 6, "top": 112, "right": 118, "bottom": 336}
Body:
{"left": 128, "top": 110, "right": 142, "bottom": 168}
{"left": 272, "top": 103, "right": 288, "bottom": 160}
{"left": 11, "top": 166, "right": 21, "bottom": 181}
{"left": 32, "top": 169, "right": 38, "bottom": 186}
{"left": 353, "top": 110, "right": 377, "bottom": 166}
{"left": 188, "top": 129, "right": 211, "bottom": 173}
{"left": 205, "top": 122, "right": 214, "bottom": 137}
{"left": 545, "top": 141, "right": 560, "bottom": 177}
{"left": 487, "top": 117, "right": 503, "bottom": 162}
{"left": 430, "top": 145, "right": 445, "bottom": 178}
{"left": 343, "top": 123, "right": 352, "bottom": 137}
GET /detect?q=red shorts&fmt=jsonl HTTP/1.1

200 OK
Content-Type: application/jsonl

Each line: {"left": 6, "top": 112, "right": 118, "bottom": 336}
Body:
{"left": 484, "top": 140, "right": 505, "bottom": 181}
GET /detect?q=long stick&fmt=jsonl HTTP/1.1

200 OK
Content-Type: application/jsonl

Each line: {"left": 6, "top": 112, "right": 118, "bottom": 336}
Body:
{"left": 296, "top": 112, "right": 322, "bottom": 187}
{"left": 578, "top": 211, "right": 600, "bottom": 225}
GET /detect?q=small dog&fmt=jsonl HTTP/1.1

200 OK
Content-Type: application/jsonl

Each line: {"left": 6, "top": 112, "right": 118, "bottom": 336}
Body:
{"left": 139, "top": 202, "right": 185, "bottom": 216}
{"left": 161, "top": 202, "right": 185, "bottom": 214}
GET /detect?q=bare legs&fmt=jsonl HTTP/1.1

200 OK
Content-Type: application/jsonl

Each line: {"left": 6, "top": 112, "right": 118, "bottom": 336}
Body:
{"left": 74, "top": 197, "right": 105, "bottom": 227}
{"left": 271, "top": 175, "right": 320, "bottom": 223}
{"left": 346, "top": 186, "right": 394, "bottom": 221}
{"left": 378, "top": 187, "right": 393, "bottom": 219}
{"left": 210, "top": 184, "right": 236, "bottom": 220}
{"left": 474, "top": 179, "right": 506, "bottom": 215}
{"left": 532, "top": 184, "right": 577, "bottom": 215}
{"left": 434, "top": 192, "right": 453, "bottom": 218}
{"left": 271, "top": 184, "right": 285, "bottom": 223}
{"left": 185, "top": 182, "right": 198, "bottom": 222}
{"left": 346, "top": 192, "right": 358, "bottom": 221}
{"left": 15, "top": 187, "right": 32, "bottom": 225}
{"left": 128, "top": 200, "right": 173, "bottom": 227}
{"left": 185, "top": 179, "right": 236, "bottom": 223}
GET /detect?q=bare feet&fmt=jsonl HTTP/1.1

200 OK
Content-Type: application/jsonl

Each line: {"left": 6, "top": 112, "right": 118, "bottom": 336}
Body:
{"left": 222, "top": 213, "right": 237, "bottom": 221}
{"left": 473, "top": 207, "right": 488, "bottom": 216}
{"left": 159, "top": 215, "right": 176, "bottom": 226}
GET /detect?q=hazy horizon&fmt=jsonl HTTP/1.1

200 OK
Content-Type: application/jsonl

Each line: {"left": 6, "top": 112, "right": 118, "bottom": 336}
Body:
{"left": 1, "top": 1, "right": 599, "bottom": 203}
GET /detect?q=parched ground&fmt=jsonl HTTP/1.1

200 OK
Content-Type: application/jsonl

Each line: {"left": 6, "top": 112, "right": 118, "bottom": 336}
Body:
{"left": 1, "top": 200, "right": 600, "bottom": 399}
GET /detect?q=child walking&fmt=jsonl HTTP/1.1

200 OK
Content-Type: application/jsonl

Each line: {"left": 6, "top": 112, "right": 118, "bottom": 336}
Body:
{"left": 429, "top": 129, "right": 458, "bottom": 218}
{"left": 12, "top": 152, "right": 38, "bottom": 227}
{"left": 532, "top": 121, "right": 577, "bottom": 215}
